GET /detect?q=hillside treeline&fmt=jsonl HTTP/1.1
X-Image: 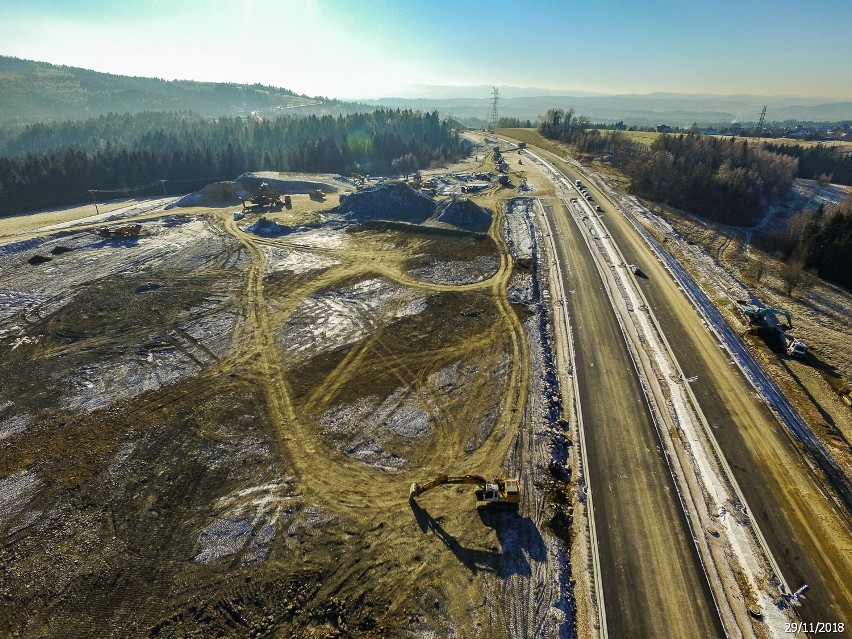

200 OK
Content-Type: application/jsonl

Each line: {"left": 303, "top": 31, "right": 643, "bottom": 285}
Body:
{"left": 763, "top": 142, "right": 852, "bottom": 186}
{"left": 539, "top": 109, "right": 797, "bottom": 225}
{"left": 0, "top": 110, "right": 464, "bottom": 215}
{"left": 539, "top": 108, "right": 642, "bottom": 158}
{"left": 0, "top": 56, "right": 365, "bottom": 126}
{"left": 800, "top": 198, "right": 852, "bottom": 289}
{"left": 624, "top": 134, "right": 797, "bottom": 225}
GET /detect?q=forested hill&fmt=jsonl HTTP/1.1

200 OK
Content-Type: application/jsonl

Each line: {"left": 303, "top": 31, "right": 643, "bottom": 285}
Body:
{"left": 0, "top": 56, "right": 364, "bottom": 127}
{"left": 0, "top": 109, "right": 466, "bottom": 215}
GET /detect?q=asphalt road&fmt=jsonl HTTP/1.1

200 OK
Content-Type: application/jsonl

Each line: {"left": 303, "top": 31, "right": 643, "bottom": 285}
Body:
{"left": 541, "top": 196, "right": 725, "bottom": 638}
{"left": 593, "top": 182, "right": 852, "bottom": 638}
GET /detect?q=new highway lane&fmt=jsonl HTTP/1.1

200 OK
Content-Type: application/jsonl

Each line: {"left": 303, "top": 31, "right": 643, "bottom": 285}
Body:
{"left": 580, "top": 165, "right": 852, "bottom": 636}
{"left": 535, "top": 193, "right": 725, "bottom": 635}
{"left": 522, "top": 139, "right": 851, "bottom": 638}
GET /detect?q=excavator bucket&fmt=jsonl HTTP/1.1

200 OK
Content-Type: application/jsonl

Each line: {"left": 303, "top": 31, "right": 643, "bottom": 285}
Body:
{"left": 409, "top": 483, "right": 420, "bottom": 501}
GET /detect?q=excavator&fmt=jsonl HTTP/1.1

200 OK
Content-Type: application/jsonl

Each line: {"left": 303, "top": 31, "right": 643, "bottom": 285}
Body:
{"left": 739, "top": 303, "right": 807, "bottom": 357}
{"left": 408, "top": 474, "right": 521, "bottom": 509}
{"left": 741, "top": 306, "right": 793, "bottom": 328}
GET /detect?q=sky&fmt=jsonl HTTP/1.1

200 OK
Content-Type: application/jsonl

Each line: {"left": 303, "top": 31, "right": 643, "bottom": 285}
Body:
{"left": 1, "top": 0, "right": 850, "bottom": 100}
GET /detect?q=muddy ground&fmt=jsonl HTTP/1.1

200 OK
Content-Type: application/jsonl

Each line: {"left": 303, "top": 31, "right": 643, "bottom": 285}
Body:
{"left": 0, "top": 161, "right": 573, "bottom": 637}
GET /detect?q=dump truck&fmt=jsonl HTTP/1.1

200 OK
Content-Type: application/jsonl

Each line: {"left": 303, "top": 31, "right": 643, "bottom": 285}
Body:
{"left": 240, "top": 182, "right": 284, "bottom": 210}
{"left": 409, "top": 474, "right": 521, "bottom": 508}
{"left": 785, "top": 336, "right": 807, "bottom": 358}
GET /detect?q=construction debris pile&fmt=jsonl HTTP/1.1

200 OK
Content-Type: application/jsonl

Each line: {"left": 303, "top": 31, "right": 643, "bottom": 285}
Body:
{"left": 338, "top": 182, "right": 435, "bottom": 223}
{"left": 434, "top": 198, "right": 492, "bottom": 231}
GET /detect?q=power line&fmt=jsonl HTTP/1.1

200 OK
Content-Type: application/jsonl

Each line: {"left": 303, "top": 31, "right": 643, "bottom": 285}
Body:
{"left": 86, "top": 176, "right": 226, "bottom": 194}
{"left": 166, "top": 176, "right": 227, "bottom": 184}
{"left": 86, "top": 175, "right": 226, "bottom": 213}
{"left": 87, "top": 180, "right": 164, "bottom": 194}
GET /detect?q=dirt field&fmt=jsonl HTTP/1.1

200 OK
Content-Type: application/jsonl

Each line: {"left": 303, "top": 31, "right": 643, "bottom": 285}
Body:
{"left": 0, "top": 166, "right": 575, "bottom": 637}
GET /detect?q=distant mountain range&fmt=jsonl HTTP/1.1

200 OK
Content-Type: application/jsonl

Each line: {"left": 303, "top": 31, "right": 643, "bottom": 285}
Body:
{"left": 0, "top": 56, "right": 365, "bottom": 127}
{"left": 364, "top": 89, "right": 852, "bottom": 127}
{"left": 1, "top": 56, "right": 850, "bottom": 129}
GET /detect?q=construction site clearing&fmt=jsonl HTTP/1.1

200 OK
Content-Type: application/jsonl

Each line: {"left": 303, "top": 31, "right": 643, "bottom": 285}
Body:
{"left": 0, "top": 153, "right": 575, "bottom": 638}
{"left": 0, "top": 138, "right": 850, "bottom": 639}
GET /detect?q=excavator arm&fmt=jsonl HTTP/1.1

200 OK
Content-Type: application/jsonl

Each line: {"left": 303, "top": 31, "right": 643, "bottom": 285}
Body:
{"left": 409, "top": 474, "right": 521, "bottom": 508}
{"left": 409, "top": 474, "right": 488, "bottom": 499}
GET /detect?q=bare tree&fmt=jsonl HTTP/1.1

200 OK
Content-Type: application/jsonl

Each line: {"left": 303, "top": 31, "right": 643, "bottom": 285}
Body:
{"left": 799, "top": 268, "right": 818, "bottom": 297}
{"left": 750, "top": 252, "right": 767, "bottom": 282}
{"left": 781, "top": 254, "right": 805, "bottom": 296}
{"left": 392, "top": 153, "right": 418, "bottom": 179}
{"left": 784, "top": 209, "right": 812, "bottom": 255}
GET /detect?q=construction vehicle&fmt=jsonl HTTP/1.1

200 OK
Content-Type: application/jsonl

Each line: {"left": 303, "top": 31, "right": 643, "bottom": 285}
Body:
{"left": 240, "top": 182, "right": 284, "bottom": 210}
{"left": 409, "top": 474, "right": 521, "bottom": 508}
{"left": 98, "top": 224, "right": 142, "bottom": 239}
{"left": 741, "top": 306, "right": 792, "bottom": 328}
{"left": 739, "top": 303, "right": 807, "bottom": 358}
{"left": 785, "top": 336, "right": 807, "bottom": 358}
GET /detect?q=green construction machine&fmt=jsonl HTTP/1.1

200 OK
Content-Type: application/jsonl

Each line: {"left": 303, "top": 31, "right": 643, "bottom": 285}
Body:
{"left": 739, "top": 304, "right": 806, "bottom": 357}
{"left": 741, "top": 306, "right": 792, "bottom": 328}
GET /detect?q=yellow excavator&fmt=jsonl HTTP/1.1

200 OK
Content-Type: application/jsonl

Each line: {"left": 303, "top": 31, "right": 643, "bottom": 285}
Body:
{"left": 408, "top": 474, "right": 521, "bottom": 508}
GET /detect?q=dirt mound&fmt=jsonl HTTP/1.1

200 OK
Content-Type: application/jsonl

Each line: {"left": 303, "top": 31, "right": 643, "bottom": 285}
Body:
{"left": 166, "top": 192, "right": 202, "bottom": 208}
{"left": 337, "top": 182, "right": 435, "bottom": 223}
{"left": 434, "top": 197, "right": 492, "bottom": 231}
{"left": 246, "top": 217, "right": 292, "bottom": 237}
{"left": 236, "top": 173, "right": 337, "bottom": 195}
{"left": 199, "top": 181, "right": 238, "bottom": 202}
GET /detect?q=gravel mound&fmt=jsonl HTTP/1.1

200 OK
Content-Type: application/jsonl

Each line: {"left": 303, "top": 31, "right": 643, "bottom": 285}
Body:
{"left": 434, "top": 198, "right": 492, "bottom": 231}
{"left": 236, "top": 173, "right": 336, "bottom": 194}
{"left": 246, "top": 217, "right": 296, "bottom": 236}
{"left": 337, "top": 182, "right": 435, "bottom": 223}
{"left": 200, "top": 181, "right": 238, "bottom": 201}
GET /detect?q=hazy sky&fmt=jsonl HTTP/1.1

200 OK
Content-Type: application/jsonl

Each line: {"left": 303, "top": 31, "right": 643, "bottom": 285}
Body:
{"left": 1, "top": 0, "right": 850, "bottom": 99}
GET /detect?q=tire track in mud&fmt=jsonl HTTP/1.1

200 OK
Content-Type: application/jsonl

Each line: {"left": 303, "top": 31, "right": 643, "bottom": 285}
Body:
{"left": 222, "top": 211, "right": 528, "bottom": 500}
{"left": 220, "top": 199, "right": 534, "bottom": 635}
{"left": 301, "top": 331, "right": 386, "bottom": 411}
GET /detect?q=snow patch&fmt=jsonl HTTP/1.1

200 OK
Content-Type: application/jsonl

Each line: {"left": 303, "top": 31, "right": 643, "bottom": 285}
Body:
{"left": 0, "top": 413, "right": 30, "bottom": 441}
{"left": 195, "top": 480, "right": 288, "bottom": 565}
{"left": 281, "top": 278, "right": 424, "bottom": 363}
{"left": 261, "top": 245, "right": 340, "bottom": 274}
{"left": 0, "top": 471, "right": 39, "bottom": 530}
